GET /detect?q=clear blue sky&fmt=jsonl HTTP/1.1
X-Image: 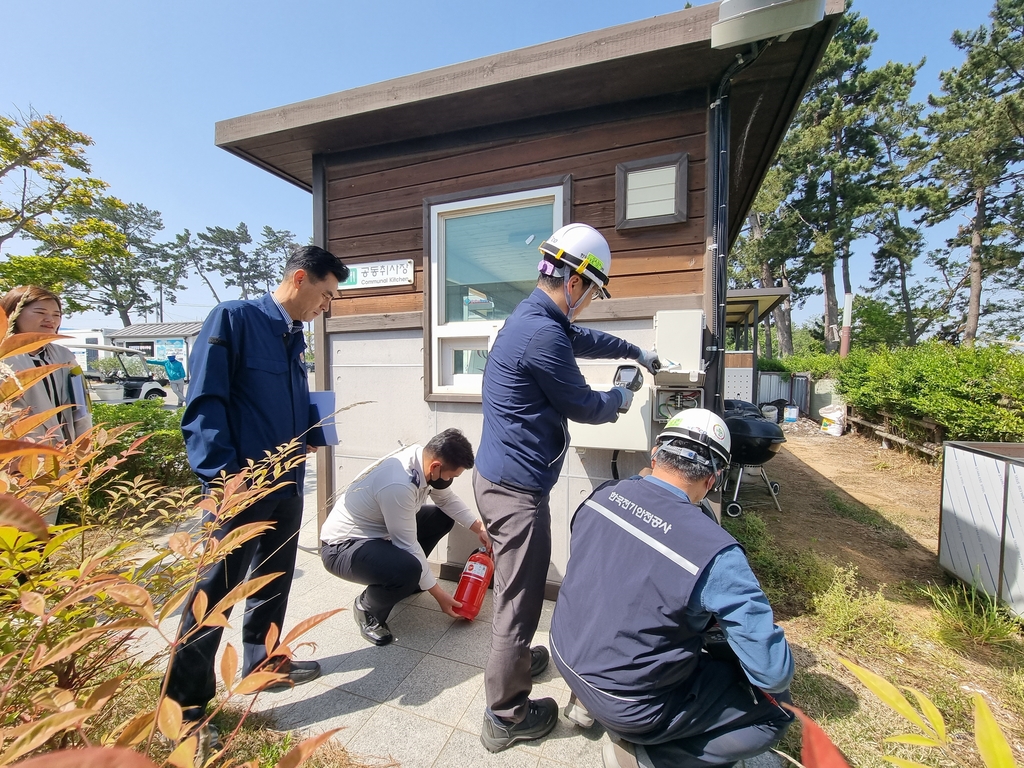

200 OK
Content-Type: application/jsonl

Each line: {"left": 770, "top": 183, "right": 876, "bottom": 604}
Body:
{"left": 5, "top": 0, "right": 993, "bottom": 328}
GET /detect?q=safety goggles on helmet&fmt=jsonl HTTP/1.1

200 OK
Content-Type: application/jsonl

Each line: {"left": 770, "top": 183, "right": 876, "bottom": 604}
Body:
{"left": 538, "top": 223, "right": 612, "bottom": 299}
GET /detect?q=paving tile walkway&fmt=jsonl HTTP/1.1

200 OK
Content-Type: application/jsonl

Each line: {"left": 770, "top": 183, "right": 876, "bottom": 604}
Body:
{"left": 143, "top": 455, "right": 781, "bottom": 768}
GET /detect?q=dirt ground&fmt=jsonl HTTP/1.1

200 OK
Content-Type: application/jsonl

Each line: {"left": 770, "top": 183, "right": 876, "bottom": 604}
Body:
{"left": 728, "top": 418, "right": 945, "bottom": 591}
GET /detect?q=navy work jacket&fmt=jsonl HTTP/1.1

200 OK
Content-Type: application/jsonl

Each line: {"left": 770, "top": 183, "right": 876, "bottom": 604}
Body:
{"left": 477, "top": 288, "right": 640, "bottom": 493}
{"left": 182, "top": 293, "right": 322, "bottom": 497}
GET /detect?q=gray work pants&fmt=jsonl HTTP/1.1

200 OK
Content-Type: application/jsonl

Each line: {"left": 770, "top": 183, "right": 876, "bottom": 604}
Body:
{"left": 473, "top": 470, "right": 551, "bottom": 723}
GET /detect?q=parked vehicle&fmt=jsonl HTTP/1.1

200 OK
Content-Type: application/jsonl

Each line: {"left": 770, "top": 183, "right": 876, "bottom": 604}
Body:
{"left": 63, "top": 344, "right": 168, "bottom": 404}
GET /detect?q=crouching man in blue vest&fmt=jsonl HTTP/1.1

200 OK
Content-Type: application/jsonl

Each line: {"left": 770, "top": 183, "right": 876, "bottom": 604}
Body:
{"left": 550, "top": 409, "right": 795, "bottom": 768}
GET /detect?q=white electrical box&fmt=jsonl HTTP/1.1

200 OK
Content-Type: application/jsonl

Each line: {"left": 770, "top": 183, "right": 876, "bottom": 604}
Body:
{"left": 570, "top": 310, "right": 706, "bottom": 451}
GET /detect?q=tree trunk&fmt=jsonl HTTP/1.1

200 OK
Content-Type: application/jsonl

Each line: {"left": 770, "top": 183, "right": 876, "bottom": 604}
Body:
{"left": 757, "top": 251, "right": 775, "bottom": 360}
{"left": 897, "top": 257, "right": 917, "bottom": 346}
{"left": 841, "top": 250, "right": 852, "bottom": 296}
{"left": 964, "top": 187, "right": 985, "bottom": 345}
{"left": 774, "top": 272, "right": 794, "bottom": 357}
{"left": 823, "top": 264, "right": 839, "bottom": 353}
{"left": 118, "top": 309, "right": 132, "bottom": 327}
{"left": 190, "top": 257, "right": 221, "bottom": 304}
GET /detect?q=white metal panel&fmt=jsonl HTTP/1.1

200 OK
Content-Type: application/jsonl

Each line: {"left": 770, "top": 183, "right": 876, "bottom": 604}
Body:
{"left": 1002, "top": 463, "right": 1024, "bottom": 614}
{"left": 723, "top": 368, "right": 754, "bottom": 402}
{"left": 939, "top": 446, "right": 1005, "bottom": 596}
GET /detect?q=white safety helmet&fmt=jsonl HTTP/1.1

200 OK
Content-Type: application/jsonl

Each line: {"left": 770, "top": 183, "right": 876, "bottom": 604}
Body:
{"left": 654, "top": 408, "right": 732, "bottom": 476}
{"left": 538, "top": 223, "right": 613, "bottom": 298}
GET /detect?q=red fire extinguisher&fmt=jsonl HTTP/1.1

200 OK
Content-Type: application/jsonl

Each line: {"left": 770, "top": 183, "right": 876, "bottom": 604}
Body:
{"left": 453, "top": 547, "right": 493, "bottom": 620}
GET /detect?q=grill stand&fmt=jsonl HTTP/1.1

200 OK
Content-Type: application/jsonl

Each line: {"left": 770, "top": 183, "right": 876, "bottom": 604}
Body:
{"left": 723, "top": 465, "right": 782, "bottom": 517}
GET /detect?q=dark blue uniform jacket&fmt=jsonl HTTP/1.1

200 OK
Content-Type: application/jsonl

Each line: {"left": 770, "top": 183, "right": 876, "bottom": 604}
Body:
{"left": 182, "top": 293, "right": 323, "bottom": 497}
{"left": 477, "top": 288, "right": 640, "bottom": 493}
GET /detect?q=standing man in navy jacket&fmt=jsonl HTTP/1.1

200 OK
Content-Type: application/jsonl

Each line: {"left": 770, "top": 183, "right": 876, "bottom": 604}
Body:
{"left": 166, "top": 246, "right": 348, "bottom": 742}
{"left": 475, "top": 223, "right": 661, "bottom": 752}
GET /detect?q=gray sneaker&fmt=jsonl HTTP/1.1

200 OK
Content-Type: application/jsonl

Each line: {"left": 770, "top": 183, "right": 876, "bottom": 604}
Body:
{"left": 480, "top": 697, "right": 558, "bottom": 752}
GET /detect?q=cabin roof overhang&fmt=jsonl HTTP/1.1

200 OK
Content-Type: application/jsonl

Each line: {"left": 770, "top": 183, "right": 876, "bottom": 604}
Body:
{"left": 216, "top": 0, "right": 842, "bottom": 238}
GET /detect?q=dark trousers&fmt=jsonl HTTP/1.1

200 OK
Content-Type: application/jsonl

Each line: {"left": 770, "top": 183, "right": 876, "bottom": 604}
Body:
{"left": 165, "top": 494, "right": 303, "bottom": 711}
{"left": 558, "top": 651, "right": 793, "bottom": 768}
{"left": 320, "top": 504, "right": 454, "bottom": 621}
{"left": 473, "top": 470, "right": 551, "bottom": 723}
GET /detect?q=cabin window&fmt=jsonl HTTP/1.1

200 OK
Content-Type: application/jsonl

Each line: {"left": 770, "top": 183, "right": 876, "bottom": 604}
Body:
{"left": 615, "top": 153, "right": 688, "bottom": 230}
{"left": 426, "top": 180, "right": 567, "bottom": 398}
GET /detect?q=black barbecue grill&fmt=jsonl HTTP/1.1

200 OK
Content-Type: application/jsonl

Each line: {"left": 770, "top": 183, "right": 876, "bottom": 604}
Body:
{"left": 722, "top": 399, "right": 787, "bottom": 517}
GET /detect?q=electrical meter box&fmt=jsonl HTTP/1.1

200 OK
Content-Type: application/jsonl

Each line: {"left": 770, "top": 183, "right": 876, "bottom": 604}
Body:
{"left": 570, "top": 310, "right": 705, "bottom": 451}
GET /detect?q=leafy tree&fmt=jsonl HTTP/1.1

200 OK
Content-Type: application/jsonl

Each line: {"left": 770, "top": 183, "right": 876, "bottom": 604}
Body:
{"left": 923, "top": 0, "right": 1024, "bottom": 344}
{"left": 166, "top": 228, "right": 221, "bottom": 304}
{"left": 54, "top": 197, "right": 186, "bottom": 326}
{"left": 781, "top": 7, "right": 890, "bottom": 350}
{"left": 254, "top": 226, "right": 298, "bottom": 293}
{"left": 733, "top": 6, "right": 925, "bottom": 354}
{"left": 0, "top": 109, "right": 106, "bottom": 257}
{"left": 0, "top": 254, "right": 92, "bottom": 313}
{"left": 198, "top": 223, "right": 259, "bottom": 300}
{"left": 194, "top": 223, "right": 297, "bottom": 301}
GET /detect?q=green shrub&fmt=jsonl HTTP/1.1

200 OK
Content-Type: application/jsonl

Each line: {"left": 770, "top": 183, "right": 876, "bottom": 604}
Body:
{"left": 835, "top": 342, "right": 1024, "bottom": 442}
{"left": 92, "top": 401, "right": 194, "bottom": 488}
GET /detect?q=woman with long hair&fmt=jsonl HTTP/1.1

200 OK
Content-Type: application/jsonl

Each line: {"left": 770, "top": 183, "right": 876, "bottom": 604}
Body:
{"left": 1, "top": 285, "right": 92, "bottom": 444}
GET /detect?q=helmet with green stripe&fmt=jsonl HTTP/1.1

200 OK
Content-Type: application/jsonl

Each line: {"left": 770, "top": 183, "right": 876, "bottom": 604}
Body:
{"left": 654, "top": 409, "right": 732, "bottom": 474}
{"left": 538, "top": 223, "right": 612, "bottom": 298}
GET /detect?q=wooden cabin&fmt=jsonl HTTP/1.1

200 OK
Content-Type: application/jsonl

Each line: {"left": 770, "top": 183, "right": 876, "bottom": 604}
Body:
{"left": 216, "top": 0, "right": 842, "bottom": 590}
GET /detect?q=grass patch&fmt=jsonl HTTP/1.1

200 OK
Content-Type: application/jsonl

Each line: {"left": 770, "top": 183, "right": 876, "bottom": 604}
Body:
{"left": 824, "top": 492, "right": 909, "bottom": 549}
{"left": 722, "top": 511, "right": 833, "bottom": 614}
{"left": 825, "top": 492, "right": 894, "bottom": 531}
{"left": 921, "top": 579, "right": 1023, "bottom": 650}
{"left": 213, "top": 706, "right": 387, "bottom": 767}
{"left": 811, "top": 567, "right": 907, "bottom": 651}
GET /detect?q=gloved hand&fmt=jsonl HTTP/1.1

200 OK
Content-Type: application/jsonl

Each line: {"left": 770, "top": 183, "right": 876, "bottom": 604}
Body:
{"left": 637, "top": 348, "right": 661, "bottom": 375}
{"left": 616, "top": 386, "right": 635, "bottom": 412}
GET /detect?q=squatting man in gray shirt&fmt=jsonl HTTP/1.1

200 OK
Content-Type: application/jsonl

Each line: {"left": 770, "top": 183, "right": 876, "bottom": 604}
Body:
{"left": 320, "top": 428, "right": 489, "bottom": 645}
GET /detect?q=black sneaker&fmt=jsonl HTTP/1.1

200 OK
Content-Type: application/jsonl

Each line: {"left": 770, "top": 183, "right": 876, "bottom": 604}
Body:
{"left": 480, "top": 697, "right": 558, "bottom": 752}
{"left": 353, "top": 596, "right": 394, "bottom": 646}
{"left": 530, "top": 645, "right": 549, "bottom": 677}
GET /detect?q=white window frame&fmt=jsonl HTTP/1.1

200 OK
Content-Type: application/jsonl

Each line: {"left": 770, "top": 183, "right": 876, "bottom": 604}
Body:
{"left": 426, "top": 180, "right": 568, "bottom": 399}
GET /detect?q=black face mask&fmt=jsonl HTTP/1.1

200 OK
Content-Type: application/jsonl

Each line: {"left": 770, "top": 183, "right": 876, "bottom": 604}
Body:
{"left": 427, "top": 476, "right": 454, "bottom": 490}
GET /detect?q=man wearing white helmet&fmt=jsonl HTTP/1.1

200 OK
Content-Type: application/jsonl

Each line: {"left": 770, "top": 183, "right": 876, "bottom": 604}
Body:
{"left": 550, "top": 409, "right": 794, "bottom": 768}
{"left": 475, "top": 222, "right": 661, "bottom": 752}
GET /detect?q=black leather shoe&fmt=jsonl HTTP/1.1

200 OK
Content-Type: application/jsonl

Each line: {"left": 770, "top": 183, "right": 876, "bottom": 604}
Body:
{"left": 353, "top": 597, "right": 394, "bottom": 646}
{"left": 530, "top": 645, "right": 549, "bottom": 677}
{"left": 253, "top": 657, "right": 322, "bottom": 692}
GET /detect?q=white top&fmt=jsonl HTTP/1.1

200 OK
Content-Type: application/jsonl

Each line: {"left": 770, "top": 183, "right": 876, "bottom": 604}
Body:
{"left": 320, "top": 444, "right": 478, "bottom": 590}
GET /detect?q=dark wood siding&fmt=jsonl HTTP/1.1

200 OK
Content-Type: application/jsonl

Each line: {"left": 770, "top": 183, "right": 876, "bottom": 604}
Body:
{"left": 326, "top": 104, "right": 708, "bottom": 318}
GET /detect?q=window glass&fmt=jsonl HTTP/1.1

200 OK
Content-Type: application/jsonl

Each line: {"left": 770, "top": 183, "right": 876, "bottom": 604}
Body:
{"left": 441, "top": 202, "right": 554, "bottom": 324}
